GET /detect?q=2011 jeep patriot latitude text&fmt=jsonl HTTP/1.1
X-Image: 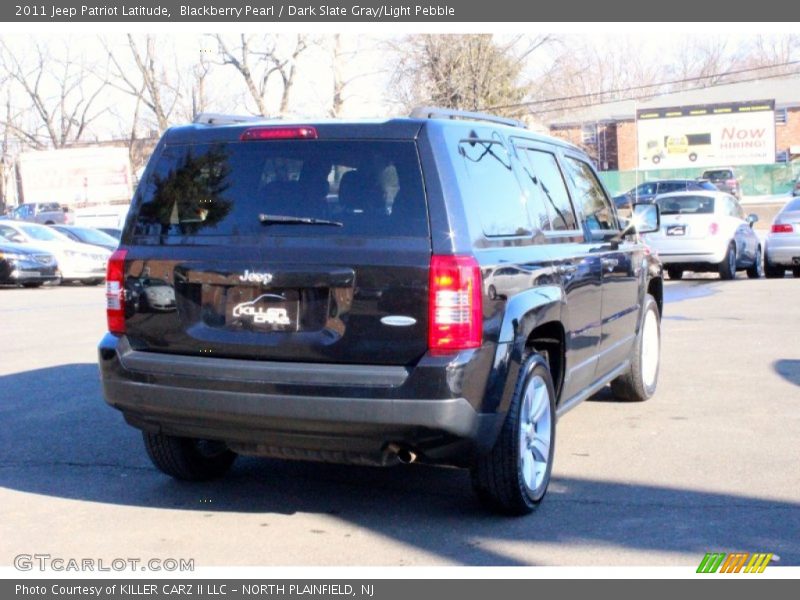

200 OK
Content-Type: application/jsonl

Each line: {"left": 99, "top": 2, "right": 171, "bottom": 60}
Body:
{"left": 99, "top": 109, "right": 663, "bottom": 514}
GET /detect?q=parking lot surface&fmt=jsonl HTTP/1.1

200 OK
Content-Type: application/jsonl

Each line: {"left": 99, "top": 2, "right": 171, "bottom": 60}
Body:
{"left": 1, "top": 277, "right": 798, "bottom": 567}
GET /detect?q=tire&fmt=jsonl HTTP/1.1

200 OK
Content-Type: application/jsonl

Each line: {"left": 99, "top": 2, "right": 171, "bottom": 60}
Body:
{"left": 764, "top": 256, "right": 784, "bottom": 279}
{"left": 82, "top": 278, "right": 104, "bottom": 286}
{"left": 611, "top": 293, "right": 660, "bottom": 402}
{"left": 746, "top": 246, "right": 763, "bottom": 279}
{"left": 471, "top": 355, "right": 556, "bottom": 515}
{"left": 143, "top": 432, "right": 236, "bottom": 481}
{"left": 794, "top": 268, "right": 800, "bottom": 278}
{"left": 652, "top": 155, "right": 661, "bottom": 165}
{"left": 666, "top": 267, "right": 684, "bottom": 280}
{"left": 689, "top": 152, "right": 698, "bottom": 162}
{"left": 22, "top": 282, "right": 44, "bottom": 288}
{"left": 718, "top": 243, "right": 737, "bottom": 280}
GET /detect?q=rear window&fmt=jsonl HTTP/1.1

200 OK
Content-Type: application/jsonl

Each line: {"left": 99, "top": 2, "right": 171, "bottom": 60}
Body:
{"left": 782, "top": 198, "right": 800, "bottom": 212}
{"left": 132, "top": 140, "right": 428, "bottom": 238}
{"left": 657, "top": 195, "right": 715, "bottom": 215}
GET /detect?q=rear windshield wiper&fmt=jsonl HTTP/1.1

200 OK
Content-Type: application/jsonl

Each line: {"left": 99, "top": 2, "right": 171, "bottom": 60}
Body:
{"left": 258, "top": 214, "right": 343, "bottom": 227}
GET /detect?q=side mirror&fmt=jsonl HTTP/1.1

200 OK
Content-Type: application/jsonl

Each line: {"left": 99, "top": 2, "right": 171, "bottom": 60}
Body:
{"left": 633, "top": 202, "right": 660, "bottom": 234}
{"left": 746, "top": 214, "right": 758, "bottom": 227}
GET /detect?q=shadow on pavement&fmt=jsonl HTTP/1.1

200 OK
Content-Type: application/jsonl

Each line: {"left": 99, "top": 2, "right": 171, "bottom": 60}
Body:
{"left": 773, "top": 360, "right": 800, "bottom": 387}
{"left": 1, "top": 363, "right": 798, "bottom": 565}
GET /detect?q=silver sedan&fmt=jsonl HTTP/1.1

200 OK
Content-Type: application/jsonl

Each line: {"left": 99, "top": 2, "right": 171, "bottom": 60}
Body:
{"left": 764, "top": 196, "right": 800, "bottom": 278}
{"left": 641, "top": 191, "right": 762, "bottom": 280}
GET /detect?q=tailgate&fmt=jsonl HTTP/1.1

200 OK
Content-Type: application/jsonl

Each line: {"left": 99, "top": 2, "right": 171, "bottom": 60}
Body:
{"left": 120, "top": 136, "right": 432, "bottom": 366}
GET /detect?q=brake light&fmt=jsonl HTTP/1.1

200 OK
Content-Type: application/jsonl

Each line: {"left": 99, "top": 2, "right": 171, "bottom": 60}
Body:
{"left": 771, "top": 223, "right": 794, "bottom": 234}
{"left": 428, "top": 255, "right": 482, "bottom": 355}
{"left": 240, "top": 126, "right": 318, "bottom": 141}
{"left": 709, "top": 222, "right": 719, "bottom": 236}
{"left": 726, "top": 179, "right": 738, "bottom": 186}
{"left": 106, "top": 249, "right": 127, "bottom": 334}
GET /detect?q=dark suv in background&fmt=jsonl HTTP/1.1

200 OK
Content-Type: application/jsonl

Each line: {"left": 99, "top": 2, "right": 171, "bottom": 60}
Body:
{"left": 99, "top": 108, "right": 663, "bottom": 514}
{"left": 701, "top": 168, "right": 743, "bottom": 199}
{"left": 613, "top": 178, "right": 717, "bottom": 208}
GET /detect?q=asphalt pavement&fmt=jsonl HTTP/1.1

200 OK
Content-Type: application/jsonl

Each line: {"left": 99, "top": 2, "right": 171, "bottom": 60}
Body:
{"left": 1, "top": 276, "right": 798, "bottom": 567}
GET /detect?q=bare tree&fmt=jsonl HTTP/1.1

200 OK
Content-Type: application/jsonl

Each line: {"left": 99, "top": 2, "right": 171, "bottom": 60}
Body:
{"left": 213, "top": 34, "right": 310, "bottom": 116}
{"left": 388, "top": 34, "right": 552, "bottom": 117}
{"left": 0, "top": 38, "right": 109, "bottom": 149}
{"left": 105, "top": 34, "right": 181, "bottom": 135}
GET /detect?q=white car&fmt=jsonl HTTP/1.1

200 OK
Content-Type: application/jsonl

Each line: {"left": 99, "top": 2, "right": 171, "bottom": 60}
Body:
{"left": 0, "top": 221, "right": 110, "bottom": 284}
{"left": 642, "top": 191, "right": 762, "bottom": 280}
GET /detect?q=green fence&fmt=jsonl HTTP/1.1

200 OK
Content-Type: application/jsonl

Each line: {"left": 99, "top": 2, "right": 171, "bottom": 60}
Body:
{"left": 599, "top": 161, "right": 799, "bottom": 198}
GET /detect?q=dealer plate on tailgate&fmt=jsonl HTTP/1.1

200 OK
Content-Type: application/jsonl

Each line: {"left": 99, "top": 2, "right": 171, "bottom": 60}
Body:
{"left": 227, "top": 289, "right": 300, "bottom": 332}
{"left": 666, "top": 225, "right": 686, "bottom": 236}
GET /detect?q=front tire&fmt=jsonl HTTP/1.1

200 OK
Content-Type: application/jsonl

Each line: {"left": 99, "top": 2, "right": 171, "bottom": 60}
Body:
{"left": 746, "top": 247, "right": 763, "bottom": 279}
{"left": 143, "top": 432, "right": 236, "bottom": 481}
{"left": 471, "top": 355, "right": 556, "bottom": 515}
{"left": 611, "top": 293, "right": 660, "bottom": 402}
{"left": 719, "top": 243, "right": 737, "bottom": 280}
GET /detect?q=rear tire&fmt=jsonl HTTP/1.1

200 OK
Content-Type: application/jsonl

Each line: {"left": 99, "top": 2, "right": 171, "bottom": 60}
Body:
{"left": 666, "top": 267, "right": 684, "bottom": 280}
{"left": 611, "top": 294, "right": 660, "bottom": 402}
{"left": 143, "top": 432, "right": 236, "bottom": 481}
{"left": 794, "top": 268, "right": 800, "bottom": 278}
{"left": 22, "top": 282, "right": 44, "bottom": 288}
{"left": 718, "top": 243, "right": 737, "bottom": 280}
{"left": 471, "top": 355, "right": 556, "bottom": 515}
{"left": 83, "top": 278, "right": 104, "bottom": 286}
{"left": 746, "top": 247, "right": 763, "bottom": 279}
{"left": 764, "top": 257, "right": 784, "bottom": 279}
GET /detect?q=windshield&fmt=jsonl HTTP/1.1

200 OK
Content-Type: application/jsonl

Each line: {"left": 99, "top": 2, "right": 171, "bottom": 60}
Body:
{"left": 132, "top": 140, "right": 428, "bottom": 239}
{"left": 657, "top": 195, "right": 715, "bottom": 215}
{"left": 20, "top": 224, "right": 70, "bottom": 242}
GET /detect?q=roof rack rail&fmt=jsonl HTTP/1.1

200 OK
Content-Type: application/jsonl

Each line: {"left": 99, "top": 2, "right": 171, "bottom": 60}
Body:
{"left": 193, "top": 113, "right": 269, "bottom": 126}
{"left": 409, "top": 106, "right": 527, "bottom": 129}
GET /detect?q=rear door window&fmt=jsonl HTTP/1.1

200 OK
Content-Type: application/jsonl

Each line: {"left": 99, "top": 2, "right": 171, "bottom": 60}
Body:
{"left": 132, "top": 141, "right": 428, "bottom": 239}
{"left": 518, "top": 148, "right": 579, "bottom": 232}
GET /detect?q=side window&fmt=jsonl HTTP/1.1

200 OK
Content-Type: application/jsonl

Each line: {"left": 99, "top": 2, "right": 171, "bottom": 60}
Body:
{"left": 458, "top": 140, "right": 531, "bottom": 237}
{"left": 638, "top": 182, "right": 658, "bottom": 196}
{"left": 562, "top": 156, "right": 619, "bottom": 235}
{"left": 518, "top": 148, "right": 579, "bottom": 231}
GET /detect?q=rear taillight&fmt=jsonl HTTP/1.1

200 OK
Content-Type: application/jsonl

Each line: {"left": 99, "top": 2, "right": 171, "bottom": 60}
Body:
{"left": 771, "top": 223, "right": 794, "bottom": 234}
{"left": 428, "top": 255, "right": 482, "bottom": 355}
{"left": 240, "top": 126, "right": 318, "bottom": 141}
{"left": 726, "top": 179, "right": 738, "bottom": 187}
{"left": 709, "top": 222, "right": 719, "bottom": 236}
{"left": 106, "top": 249, "right": 127, "bottom": 334}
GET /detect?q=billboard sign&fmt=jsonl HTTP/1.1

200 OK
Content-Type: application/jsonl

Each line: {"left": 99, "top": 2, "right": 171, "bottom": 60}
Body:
{"left": 637, "top": 100, "right": 775, "bottom": 168}
{"left": 17, "top": 146, "right": 133, "bottom": 206}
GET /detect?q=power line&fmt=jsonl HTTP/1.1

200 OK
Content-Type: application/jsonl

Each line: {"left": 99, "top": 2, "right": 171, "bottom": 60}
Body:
{"left": 483, "top": 59, "right": 800, "bottom": 113}
{"left": 511, "top": 68, "right": 800, "bottom": 119}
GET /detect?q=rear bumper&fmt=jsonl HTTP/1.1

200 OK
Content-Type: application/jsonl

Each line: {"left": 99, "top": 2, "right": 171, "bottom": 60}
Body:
{"left": 98, "top": 335, "right": 504, "bottom": 466}
{"left": 766, "top": 239, "right": 800, "bottom": 266}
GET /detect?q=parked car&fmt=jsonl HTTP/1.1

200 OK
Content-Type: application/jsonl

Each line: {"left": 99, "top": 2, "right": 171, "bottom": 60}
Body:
{"left": 792, "top": 175, "right": 800, "bottom": 197}
{"left": 643, "top": 191, "right": 762, "bottom": 280}
{"left": 9, "top": 202, "right": 74, "bottom": 225}
{"left": 764, "top": 196, "right": 800, "bottom": 278}
{"left": 0, "top": 221, "right": 109, "bottom": 285}
{"left": 98, "top": 109, "right": 663, "bottom": 515}
{"left": 98, "top": 227, "right": 122, "bottom": 240}
{"left": 700, "top": 168, "right": 742, "bottom": 199}
{"left": 50, "top": 224, "right": 119, "bottom": 251}
{"left": 613, "top": 179, "right": 717, "bottom": 209}
{"left": 0, "top": 237, "right": 59, "bottom": 287}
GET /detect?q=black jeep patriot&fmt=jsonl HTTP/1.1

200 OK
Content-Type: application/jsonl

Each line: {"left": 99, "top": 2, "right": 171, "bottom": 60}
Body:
{"left": 99, "top": 108, "right": 663, "bottom": 514}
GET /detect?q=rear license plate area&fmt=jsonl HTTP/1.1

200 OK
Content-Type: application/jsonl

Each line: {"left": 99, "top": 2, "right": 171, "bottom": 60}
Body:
{"left": 666, "top": 225, "right": 686, "bottom": 236}
{"left": 226, "top": 288, "right": 300, "bottom": 332}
